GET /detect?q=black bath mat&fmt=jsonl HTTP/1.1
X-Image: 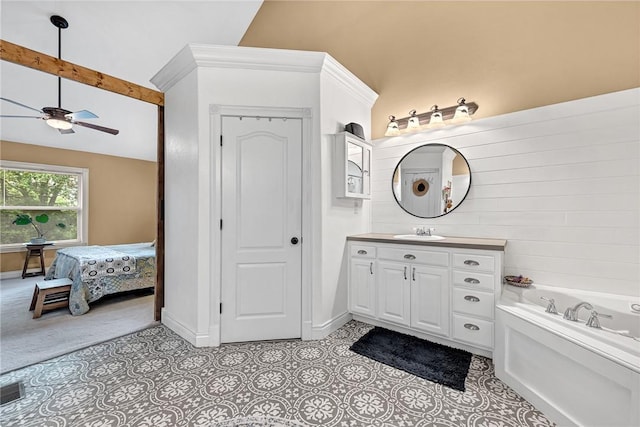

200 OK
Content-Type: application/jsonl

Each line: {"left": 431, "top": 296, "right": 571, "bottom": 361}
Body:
{"left": 349, "top": 327, "right": 472, "bottom": 392}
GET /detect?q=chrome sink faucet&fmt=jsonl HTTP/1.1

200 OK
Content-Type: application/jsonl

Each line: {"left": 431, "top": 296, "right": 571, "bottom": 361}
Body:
{"left": 415, "top": 226, "right": 434, "bottom": 236}
{"left": 563, "top": 301, "right": 593, "bottom": 321}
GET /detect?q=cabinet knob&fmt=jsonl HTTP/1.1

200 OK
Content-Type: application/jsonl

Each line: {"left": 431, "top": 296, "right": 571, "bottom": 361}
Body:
{"left": 464, "top": 277, "right": 480, "bottom": 284}
{"left": 464, "top": 259, "right": 480, "bottom": 266}
{"left": 404, "top": 254, "right": 416, "bottom": 260}
{"left": 464, "top": 295, "right": 480, "bottom": 303}
{"left": 357, "top": 250, "right": 367, "bottom": 255}
{"left": 464, "top": 323, "right": 480, "bottom": 331}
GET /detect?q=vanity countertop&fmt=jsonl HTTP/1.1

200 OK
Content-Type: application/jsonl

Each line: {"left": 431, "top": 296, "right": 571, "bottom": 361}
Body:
{"left": 347, "top": 233, "right": 507, "bottom": 251}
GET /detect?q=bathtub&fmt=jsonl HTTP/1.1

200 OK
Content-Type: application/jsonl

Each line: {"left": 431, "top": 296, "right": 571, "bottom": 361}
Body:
{"left": 495, "top": 283, "right": 640, "bottom": 427}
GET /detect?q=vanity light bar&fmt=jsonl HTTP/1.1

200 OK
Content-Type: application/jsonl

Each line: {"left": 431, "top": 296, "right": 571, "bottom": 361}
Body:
{"left": 385, "top": 98, "right": 479, "bottom": 136}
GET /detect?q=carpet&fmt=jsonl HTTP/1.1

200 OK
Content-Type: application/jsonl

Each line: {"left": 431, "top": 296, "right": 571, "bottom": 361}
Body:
{"left": 349, "top": 326, "right": 472, "bottom": 391}
{"left": 0, "top": 276, "right": 157, "bottom": 374}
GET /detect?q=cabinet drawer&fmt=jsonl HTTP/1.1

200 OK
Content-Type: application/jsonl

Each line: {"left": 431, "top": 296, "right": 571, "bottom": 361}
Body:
{"left": 452, "top": 288, "right": 494, "bottom": 319}
{"left": 452, "top": 270, "right": 496, "bottom": 291}
{"left": 452, "top": 253, "right": 495, "bottom": 272}
{"left": 378, "top": 247, "right": 448, "bottom": 267}
{"left": 350, "top": 245, "right": 376, "bottom": 258}
{"left": 452, "top": 314, "right": 493, "bottom": 349}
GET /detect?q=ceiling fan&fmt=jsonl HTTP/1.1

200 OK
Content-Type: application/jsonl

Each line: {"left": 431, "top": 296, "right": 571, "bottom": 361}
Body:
{"left": 0, "top": 15, "right": 119, "bottom": 135}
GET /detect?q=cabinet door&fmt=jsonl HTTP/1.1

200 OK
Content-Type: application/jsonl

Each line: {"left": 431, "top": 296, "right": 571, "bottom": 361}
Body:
{"left": 350, "top": 258, "right": 376, "bottom": 317}
{"left": 410, "top": 265, "right": 450, "bottom": 336}
{"left": 376, "top": 261, "right": 410, "bottom": 326}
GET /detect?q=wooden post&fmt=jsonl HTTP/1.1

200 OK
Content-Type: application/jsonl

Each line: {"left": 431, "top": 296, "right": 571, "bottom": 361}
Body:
{"left": 155, "top": 106, "right": 165, "bottom": 321}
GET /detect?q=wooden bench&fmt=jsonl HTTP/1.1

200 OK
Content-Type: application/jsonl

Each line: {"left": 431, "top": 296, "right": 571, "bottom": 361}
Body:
{"left": 29, "top": 278, "right": 73, "bottom": 319}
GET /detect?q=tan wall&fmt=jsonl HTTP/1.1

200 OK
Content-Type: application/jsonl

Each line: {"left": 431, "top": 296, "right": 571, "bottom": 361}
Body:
{"left": 241, "top": 1, "right": 640, "bottom": 139}
{"left": 0, "top": 140, "right": 157, "bottom": 272}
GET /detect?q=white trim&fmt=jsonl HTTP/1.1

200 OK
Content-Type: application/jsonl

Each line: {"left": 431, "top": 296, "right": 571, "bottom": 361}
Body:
{"left": 210, "top": 105, "right": 313, "bottom": 345}
{"left": 0, "top": 160, "right": 89, "bottom": 249}
{"left": 321, "top": 55, "right": 378, "bottom": 107}
{"left": 161, "top": 308, "right": 215, "bottom": 347}
{"left": 310, "top": 311, "right": 353, "bottom": 340}
{"left": 153, "top": 45, "right": 378, "bottom": 108}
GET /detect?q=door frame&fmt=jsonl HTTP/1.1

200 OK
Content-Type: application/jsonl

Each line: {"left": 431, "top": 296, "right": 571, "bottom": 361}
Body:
{"left": 209, "top": 105, "right": 313, "bottom": 346}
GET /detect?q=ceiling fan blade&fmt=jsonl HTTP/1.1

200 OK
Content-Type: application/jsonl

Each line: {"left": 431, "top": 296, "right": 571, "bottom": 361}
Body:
{"left": 0, "top": 115, "right": 43, "bottom": 119}
{"left": 65, "top": 110, "right": 98, "bottom": 120}
{"left": 0, "top": 97, "right": 44, "bottom": 114}
{"left": 73, "top": 121, "right": 119, "bottom": 135}
{"left": 58, "top": 128, "right": 75, "bottom": 134}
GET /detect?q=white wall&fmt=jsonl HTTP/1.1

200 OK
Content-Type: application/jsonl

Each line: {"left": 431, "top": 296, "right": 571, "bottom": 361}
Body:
{"left": 318, "top": 71, "right": 373, "bottom": 329}
{"left": 153, "top": 45, "right": 377, "bottom": 344}
{"left": 372, "top": 89, "right": 639, "bottom": 297}
{"left": 162, "top": 69, "right": 201, "bottom": 335}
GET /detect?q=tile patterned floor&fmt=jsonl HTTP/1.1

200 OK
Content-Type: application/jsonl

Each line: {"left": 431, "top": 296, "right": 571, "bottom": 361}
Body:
{"left": 0, "top": 321, "right": 554, "bottom": 426}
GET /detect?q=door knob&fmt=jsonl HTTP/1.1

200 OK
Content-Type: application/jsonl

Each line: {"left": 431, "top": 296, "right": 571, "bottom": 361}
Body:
{"left": 291, "top": 237, "right": 299, "bottom": 245}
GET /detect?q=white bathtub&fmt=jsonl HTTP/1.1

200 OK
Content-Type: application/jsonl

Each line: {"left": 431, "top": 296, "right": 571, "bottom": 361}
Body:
{"left": 495, "top": 284, "right": 640, "bottom": 427}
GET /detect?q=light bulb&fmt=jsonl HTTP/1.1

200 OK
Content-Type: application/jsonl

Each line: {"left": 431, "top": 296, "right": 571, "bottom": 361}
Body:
{"left": 450, "top": 97, "right": 471, "bottom": 124}
{"left": 385, "top": 115, "right": 401, "bottom": 136}
{"left": 406, "top": 110, "right": 420, "bottom": 131}
{"left": 427, "top": 106, "right": 445, "bottom": 129}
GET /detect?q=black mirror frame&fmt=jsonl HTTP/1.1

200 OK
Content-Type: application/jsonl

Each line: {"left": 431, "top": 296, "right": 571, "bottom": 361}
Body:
{"left": 391, "top": 143, "right": 472, "bottom": 219}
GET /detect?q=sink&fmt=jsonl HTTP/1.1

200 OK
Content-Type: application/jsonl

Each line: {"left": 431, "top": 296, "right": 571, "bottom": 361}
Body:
{"left": 393, "top": 234, "right": 445, "bottom": 241}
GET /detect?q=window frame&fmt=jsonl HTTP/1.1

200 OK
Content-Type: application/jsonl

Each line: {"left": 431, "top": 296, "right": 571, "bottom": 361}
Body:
{"left": 0, "top": 160, "right": 89, "bottom": 253}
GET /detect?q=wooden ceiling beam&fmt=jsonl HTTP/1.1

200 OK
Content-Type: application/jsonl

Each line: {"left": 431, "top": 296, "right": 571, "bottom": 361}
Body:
{"left": 0, "top": 39, "right": 164, "bottom": 106}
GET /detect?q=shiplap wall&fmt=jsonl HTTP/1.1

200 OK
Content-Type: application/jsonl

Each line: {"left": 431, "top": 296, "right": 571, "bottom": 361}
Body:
{"left": 372, "top": 89, "right": 640, "bottom": 297}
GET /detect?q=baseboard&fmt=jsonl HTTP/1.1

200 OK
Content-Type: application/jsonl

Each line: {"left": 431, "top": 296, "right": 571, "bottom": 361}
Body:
{"left": 310, "top": 311, "right": 352, "bottom": 340}
{"left": 161, "top": 308, "right": 218, "bottom": 347}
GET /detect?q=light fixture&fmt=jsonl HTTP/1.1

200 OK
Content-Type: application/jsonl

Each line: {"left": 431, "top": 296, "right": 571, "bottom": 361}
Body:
{"left": 46, "top": 118, "right": 73, "bottom": 130}
{"left": 427, "top": 105, "right": 445, "bottom": 129}
{"left": 385, "top": 115, "right": 401, "bottom": 136}
{"left": 450, "top": 97, "right": 471, "bottom": 123}
{"left": 406, "top": 110, "right": 420, "bottom": 131}
{"left": 384, "top": 98, "right": 478, "bottom": 136}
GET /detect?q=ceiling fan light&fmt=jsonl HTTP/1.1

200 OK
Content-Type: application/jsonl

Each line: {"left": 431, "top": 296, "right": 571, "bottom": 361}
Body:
{"left": 46, "top": 118, "right": 73, "bottom": 130}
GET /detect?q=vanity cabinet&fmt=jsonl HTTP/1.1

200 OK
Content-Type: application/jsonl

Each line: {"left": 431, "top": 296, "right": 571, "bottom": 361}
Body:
{"left": 450, "top": 251, "right": 499, "bottom": 348}
{"left": 349, "top": 244, "right": 376, "bottom": 317}
{"left": 347, "top": 235, "right": 505, "bottom": 356}
{"left": 376, "top": 247, "right": 449, "bottom": 336}
{"left": 334, "top": 132, "right": 372, "bottom": 199}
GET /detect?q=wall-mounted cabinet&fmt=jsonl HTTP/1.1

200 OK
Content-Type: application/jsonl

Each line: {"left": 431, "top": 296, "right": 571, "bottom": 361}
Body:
{"left": 335, "top": 132, "right": 372, "bottom": 199}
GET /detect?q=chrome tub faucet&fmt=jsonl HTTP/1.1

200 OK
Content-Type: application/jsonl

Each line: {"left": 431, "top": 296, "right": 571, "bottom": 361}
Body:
{"left": 563, "top": 301, "right": 593, "bottom": 321}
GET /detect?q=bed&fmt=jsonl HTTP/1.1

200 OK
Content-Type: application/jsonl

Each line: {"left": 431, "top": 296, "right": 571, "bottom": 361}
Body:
{"left": 44, "top": 243, "right": 156, "bottom": 315}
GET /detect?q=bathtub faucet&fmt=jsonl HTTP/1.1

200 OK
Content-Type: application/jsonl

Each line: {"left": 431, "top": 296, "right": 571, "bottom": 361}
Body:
{"left": 563, "top": 301, "right": 593, "bottom": 321}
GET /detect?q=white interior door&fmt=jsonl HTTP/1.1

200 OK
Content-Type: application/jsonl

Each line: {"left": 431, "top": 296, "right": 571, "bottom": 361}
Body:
{"left": 401, "top": 170, "right": 441, "bottom": 217}
{"left": 221, "top": 116, "right": 302, "bottom": 343}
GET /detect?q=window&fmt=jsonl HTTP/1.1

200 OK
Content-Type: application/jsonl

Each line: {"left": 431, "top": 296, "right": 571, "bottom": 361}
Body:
{"left": 0, "top": 161, "right": 88, "bottom": 252}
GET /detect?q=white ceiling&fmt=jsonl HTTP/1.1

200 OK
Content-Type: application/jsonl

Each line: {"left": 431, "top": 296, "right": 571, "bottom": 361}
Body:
{"left": 0, "top": 1, "right": 263, "bottom": 161}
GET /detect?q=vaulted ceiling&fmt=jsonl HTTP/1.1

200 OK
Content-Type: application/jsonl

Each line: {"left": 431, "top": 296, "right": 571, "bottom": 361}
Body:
{"left": 0, "top": 1, "right": 263, "bottom": 161}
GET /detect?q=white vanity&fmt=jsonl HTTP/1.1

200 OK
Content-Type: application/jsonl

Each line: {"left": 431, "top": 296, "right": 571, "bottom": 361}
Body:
{"left": 347, "top": 233, "right": 506, "bottom": 357}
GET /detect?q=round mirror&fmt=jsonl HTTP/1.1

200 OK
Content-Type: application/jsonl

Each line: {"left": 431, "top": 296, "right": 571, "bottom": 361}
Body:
{"left": 392, "top": 144, "right": 471, "bottom": 218}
